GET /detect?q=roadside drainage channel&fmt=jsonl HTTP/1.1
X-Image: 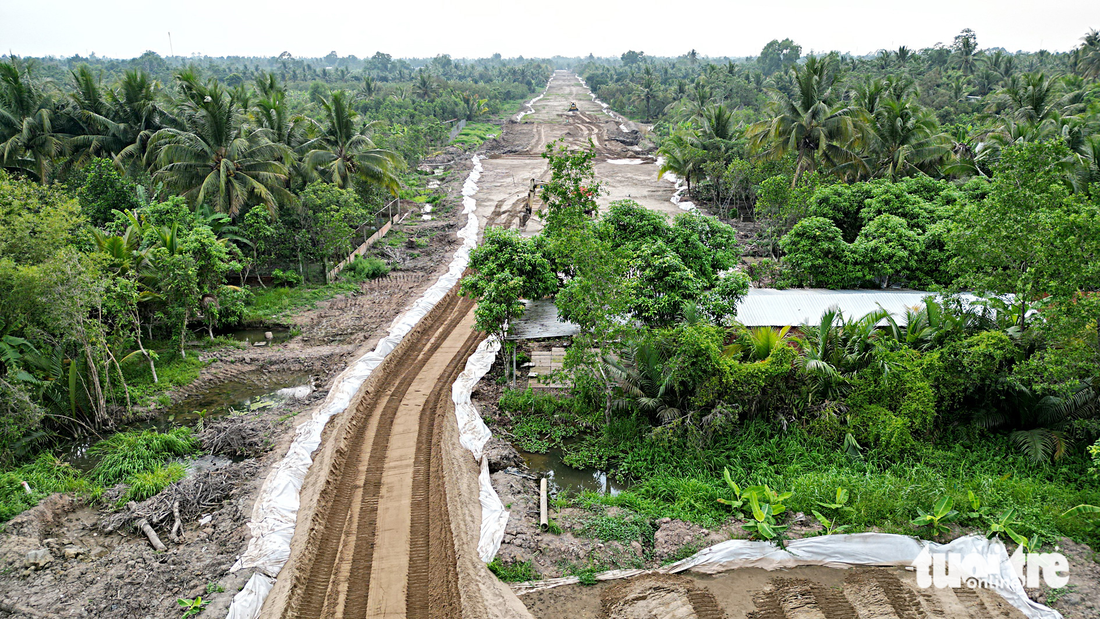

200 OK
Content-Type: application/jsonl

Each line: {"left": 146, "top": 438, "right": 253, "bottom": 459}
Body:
{"left": 224, "top": 154, "right": 510, "bottom": 619}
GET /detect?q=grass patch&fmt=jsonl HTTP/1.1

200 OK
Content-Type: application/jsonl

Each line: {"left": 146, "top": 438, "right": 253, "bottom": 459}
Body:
{"left": 88, "top": 427, "right": 199, "bottom": 486}
{"left": 579, "top": 513, "right": 655, "bottom": 546}
{"left": 488, "top": 558, "right": 539, "bottom": 582}
{"left": 451, "top": 122, "right": 500, "bottom": 148}
{"left": 121, "top": 338, "right": 230, "bottom": 407}
{"left": 0, "top": 427, "right": 199, "bottom": 522}
{"left": 122, "top": 461, "right": 186, "bottom": 504}
{"left": 244, "top": 281, "right": 359, "bottom": 322}
{"left": 573, "top": 420, "right": 1100, "bottom": 548}
{"left": 0, "top": 454, "right": 89, "bottom": 521}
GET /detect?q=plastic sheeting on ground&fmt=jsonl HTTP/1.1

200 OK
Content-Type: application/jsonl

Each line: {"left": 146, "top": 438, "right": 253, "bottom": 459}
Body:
{"left": 653, "top": 156, "right": 697, "bottom": 212}
{"left": 223, "top": 155, "right": 485, "bottom": 619}
{"left": 516, "top": 76, "right": 553, "bottom": 122}
{"left": 450, "top": 335, "right": 510, "bottom": 562}
{"left": 512, "top": 533, "right": 1061, "bottom": 619}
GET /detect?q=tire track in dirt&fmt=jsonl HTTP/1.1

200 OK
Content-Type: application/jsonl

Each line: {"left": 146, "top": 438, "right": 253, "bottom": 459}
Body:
{"left": 279, "top": 288, "right": 479, "bottom": 619}
{"left": 407, "top": 324, "right": 484, "bottom": 619}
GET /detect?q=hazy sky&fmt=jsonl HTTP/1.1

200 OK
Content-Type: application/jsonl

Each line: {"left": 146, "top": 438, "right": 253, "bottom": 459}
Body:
{"left": 2, "top": 0, "right": 1098, "bottom": 60}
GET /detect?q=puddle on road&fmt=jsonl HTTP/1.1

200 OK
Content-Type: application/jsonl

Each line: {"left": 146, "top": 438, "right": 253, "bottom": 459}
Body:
{"left": 519, "top": 447, "right": 631, "bottom": 496}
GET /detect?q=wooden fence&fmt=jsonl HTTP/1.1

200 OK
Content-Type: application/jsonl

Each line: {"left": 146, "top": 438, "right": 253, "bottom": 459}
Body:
{"left": 326, "top": 199, "right": 404, "bottom": 281}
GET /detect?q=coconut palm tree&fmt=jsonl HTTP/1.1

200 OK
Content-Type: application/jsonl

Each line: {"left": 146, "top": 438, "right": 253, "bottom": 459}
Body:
{"left": 656, "top": 132, "right": 705, "bottom": 194}
{"left": 302, "top": 90, "right": 401, "bottom": 194}
{"left": 148, "top": 74, "right": 290, "bottom": 217}
{"left": 1075, "top": 29, "right": 1100, "bottom": 79}
{"left": 858, "top": 96, "right": 951, "bottom": 179}
{"left": 746, "top": 55, "right": 866, "bottom": 184}
{"left": 0, "top": 58, "right": 66, "bottom": 182}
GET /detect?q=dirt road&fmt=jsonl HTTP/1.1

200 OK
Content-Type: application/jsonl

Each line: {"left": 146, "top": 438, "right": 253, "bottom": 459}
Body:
{"left": 263, "top": 70, "right": 666, "bottom": 619}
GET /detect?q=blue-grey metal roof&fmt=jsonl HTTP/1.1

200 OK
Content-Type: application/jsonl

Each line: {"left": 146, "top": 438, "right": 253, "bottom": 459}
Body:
{"left": 506, "top": 299, "right": 581, "bottom": 340}
{"left": 734, "top": 288, "right": 937, "bottom": 327}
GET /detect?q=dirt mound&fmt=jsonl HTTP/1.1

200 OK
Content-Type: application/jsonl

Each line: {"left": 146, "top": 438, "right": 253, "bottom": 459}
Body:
{"left": 601, "top": 574, "right": 724, "bottom": 619}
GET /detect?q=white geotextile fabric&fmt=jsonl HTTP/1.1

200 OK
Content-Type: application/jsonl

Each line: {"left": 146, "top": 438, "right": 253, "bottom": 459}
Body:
{"left": 515, "top": 77, "right": 553, "bottom": 121}
{"left": 653, "top": 155, "right": 697, "bottom": 212}
{"left": 224, "top": 155, "right": 485, "bottom": 619}
{"left": 514, "top": 533, "right": 1061, "bottom": 619}
{"left": 449, "top": 335, "right": 511, "bottom": 562}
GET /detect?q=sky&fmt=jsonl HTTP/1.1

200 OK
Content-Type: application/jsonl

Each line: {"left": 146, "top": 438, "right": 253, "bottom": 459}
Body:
{"left": 2, "top": 0, "right": 1098, "bottom": 60}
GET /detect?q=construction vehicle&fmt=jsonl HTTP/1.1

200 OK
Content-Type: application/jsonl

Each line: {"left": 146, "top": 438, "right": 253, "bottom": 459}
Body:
{"left": 522, "top": 178, "right": 545, "bottom": 228}
{"left": 567, "top": 101, "right": 579, "bottom": 112}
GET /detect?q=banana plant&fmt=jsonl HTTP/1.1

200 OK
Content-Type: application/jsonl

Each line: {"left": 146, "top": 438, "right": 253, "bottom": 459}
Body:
{"left": 716, "top": 467, "right": 747, "bottom": 515}
{"left": 742, "top": 491, "right": 789, "bottom": 544}
{"left": 964, "top": 491, "right": 992, "bottom": 523}
{"left": 986, "top": 508, "right": 1029, "bottom": 547}
{"left": 912, "top": 496, "right": 959, "bottom": 536}
{"left": 812, "top": 487, "right": 856, "bottom": 534}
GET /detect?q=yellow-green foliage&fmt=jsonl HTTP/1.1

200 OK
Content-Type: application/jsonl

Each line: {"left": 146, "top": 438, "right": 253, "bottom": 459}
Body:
{"left": 924, "top": 331, "right": 1017, "bottom": 411}
{"left": 123, "top": 461, "right": 186, "bottom": 504}
{"left": 845, "top": 348, "right": 937, "bottom": 457}
{"left": 88, "top": 428, "right": 198, "bottom": 486}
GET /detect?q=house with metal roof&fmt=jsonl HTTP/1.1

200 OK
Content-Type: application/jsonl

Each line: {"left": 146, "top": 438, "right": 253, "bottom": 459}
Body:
{"left": 506, "top": 289, "right": 952, "bottom": 340}
{"left": 734, "top": 288, "right": 938, "bottom": 327}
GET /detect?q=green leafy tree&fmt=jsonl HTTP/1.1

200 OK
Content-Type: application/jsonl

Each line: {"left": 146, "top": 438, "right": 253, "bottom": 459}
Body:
{"left": 758, "top": 39, "right": 802, "bottom": 76}
{"left": 295, "top": 181, "right": 369, "bottom": 276}
{"left": 852, "top": 214, "right": 921, "bottom": 288}
{"left": 76, "top": 158, "right": 142, "bottom": 228}
{"left": 779, "top": 217, "right": 857, "bottom": 288}
{"left": 539, "top": 141, "right": 602, "bottom": 236}
{"left": 459, "top": 227, "right": 558, "bottom": 341}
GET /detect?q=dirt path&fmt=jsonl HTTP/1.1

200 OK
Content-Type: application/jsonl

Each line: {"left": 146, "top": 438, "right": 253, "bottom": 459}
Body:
{"left": 272, "top": 289, "right": 480, "bottom": 619}
{"left": 261, "top": 70, "right": 666, "bottom": 619}
{"left": 478, "top": 70, "right": 674, "bottom": 239}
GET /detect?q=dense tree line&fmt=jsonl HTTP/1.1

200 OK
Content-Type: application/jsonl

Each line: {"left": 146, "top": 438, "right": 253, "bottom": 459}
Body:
{"left": 0, "top": 52, "right": 550, "bottom": 458}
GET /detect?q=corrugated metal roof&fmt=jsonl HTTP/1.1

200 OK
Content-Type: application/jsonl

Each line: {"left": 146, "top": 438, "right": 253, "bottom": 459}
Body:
{"left": 735, "top": 289, "right": 936, "bottom": 327}
{"left": 506, "top": 299, "right": 581, "bottom": 340}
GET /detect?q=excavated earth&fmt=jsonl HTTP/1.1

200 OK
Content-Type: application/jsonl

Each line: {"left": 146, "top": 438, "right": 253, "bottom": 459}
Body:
{"left": 2, "top": 70, "right": 1094, "bottom": 619}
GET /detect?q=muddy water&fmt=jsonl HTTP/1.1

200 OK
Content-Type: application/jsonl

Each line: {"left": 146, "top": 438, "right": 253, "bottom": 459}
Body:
{"left": 62, "top": 327, "right": 312, "bottom": 471}
{"left": 519, "top": 448, "right": 632, "bottom": 496}
{"left": 224, "top": 327, "right": 292, "bottom": 345}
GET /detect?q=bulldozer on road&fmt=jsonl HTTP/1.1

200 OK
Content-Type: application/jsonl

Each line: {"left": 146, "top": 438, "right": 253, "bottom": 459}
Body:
{"left": 567, "top": 101, "right": 579, "bottom": 112}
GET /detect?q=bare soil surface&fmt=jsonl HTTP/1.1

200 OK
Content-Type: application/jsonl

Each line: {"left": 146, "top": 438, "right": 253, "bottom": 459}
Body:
{"left": 268, "top": 290, "right": 480, "bottom": 619}
{"left": 520, "top": 566, "right": 1029, "bottom": 619}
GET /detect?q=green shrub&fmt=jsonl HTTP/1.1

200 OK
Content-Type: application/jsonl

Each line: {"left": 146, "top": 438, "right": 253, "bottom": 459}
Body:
{"left": 88, "top": 428, "right": 199, "bottom": 486}
{"left": 844, "top": 349, "right": 937, "bottom": 458}
{"left": 271, "top": 268, "right": 303, "bottom": 287}
{"left": 779, "top": 217, "right": 858, "bottom": 288}
{"left": 123, "top": 461, "right": 186, "bottom": 503}
{"left": 487, "top": 558, "right": 539, "bottom": 582}
{"left": 343, "top": 256, "right": 390, "bottom": 281}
